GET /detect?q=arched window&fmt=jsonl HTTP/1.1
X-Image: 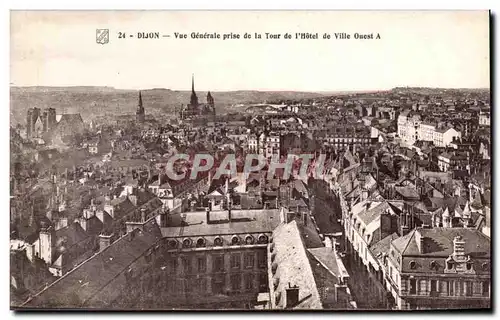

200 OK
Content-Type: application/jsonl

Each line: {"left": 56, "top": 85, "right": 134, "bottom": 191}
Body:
{"left": 466, "top": 262, "right": 473, "bottom": 271}
{"left": 446, "top": 261, "right": 453, "bottom": 270}
{"left": 258, "top": 234, "right": 268, "bottom": 244}
{"left": 231, "top": 236, "right": 240, "bottom": 245}
{"left": 409, "top": 261, "right": 416, "bottom": 269}
{"left": 482, "top": 262, "right": 489, "bottom": 271}
{"left": 430, "top": 261, "right": 437, "bottom": 270}
{"left": 245, "top": 235, "right": 254, "bottom": 245}
{"left": 168, "top": 239, "right": 178, "bottom": 249}
{"left": 214, "top": 237, "right": 223, "bottom": 247}
{"left": 196, "top": 238, "right": 206, "bottom": 247}
{"left": 182, "top": 238, "right": 192, "bottom": 248}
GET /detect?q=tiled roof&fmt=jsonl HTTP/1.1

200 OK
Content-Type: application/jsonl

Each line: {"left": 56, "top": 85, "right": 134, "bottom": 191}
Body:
{"left": 22, "top": 219, "right": 162, "bottom": 309}
{"left": 270, "top": 221, "right": 323, "bottom": 309}
{"left": 393, "top": 227, "right": 490, "bottom": 258}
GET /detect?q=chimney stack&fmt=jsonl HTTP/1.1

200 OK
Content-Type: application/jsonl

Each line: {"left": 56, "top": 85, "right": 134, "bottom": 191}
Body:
{"left": 285, "top": 283, "right": 300, "bottom": 309}
{"left": 206, "top": 207, "right": 211, "bottom": 224}
{"left": 99, "top": 233, "right": 113, "bottom": 250}
{"left": 141, "top": 208, "right": 146, "bottom": 223}
{"left": 227, "top": 192, "right": 232, "bottom": 221}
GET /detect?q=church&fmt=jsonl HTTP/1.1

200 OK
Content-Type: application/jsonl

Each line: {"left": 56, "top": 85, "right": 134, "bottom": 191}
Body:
{"left": 179, "top": 75, "right": 216, "bottom": 123}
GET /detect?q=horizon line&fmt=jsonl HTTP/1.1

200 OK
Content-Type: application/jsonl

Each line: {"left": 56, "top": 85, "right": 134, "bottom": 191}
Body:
{"left": 9, "top": 84, "right": 491, "bottom": 93}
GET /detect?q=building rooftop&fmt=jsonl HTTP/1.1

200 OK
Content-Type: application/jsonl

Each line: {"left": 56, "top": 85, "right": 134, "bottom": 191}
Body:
{"left": 22, "top": 219, "right": 162, "bottom": 309}
{"left": 160, "top": 209, "right": 281, "bottom": 238}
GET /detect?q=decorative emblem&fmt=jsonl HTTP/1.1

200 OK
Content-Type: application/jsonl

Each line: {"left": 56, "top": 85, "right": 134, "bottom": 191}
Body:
{"left": 96, "top": 29, "right": 109, "bottom": 45}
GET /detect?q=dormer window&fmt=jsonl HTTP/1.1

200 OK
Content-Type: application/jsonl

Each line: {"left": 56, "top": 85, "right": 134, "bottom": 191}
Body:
{"left": 258, "top": 234, "right": 268, "bottom": 244}
{"left": 214, "top": 237, "right": 223, "bottom": 247}
{"left": 245, "top": 235, "right": 255, "bottom": 245}
{"left": 482, "top": 262, "right": 489, "bottom": 271}
{"left": 466, "top": 262, "right": 473, "bottom": 271}
{"left": 446, "top": 261, "right": 454, "bottom": 270}
{"left": 430, "top": 261, "right": 437, "bottom": 270}
{"left": 231, "top": 236, "right": 240, "bottom": 245}
{"left": 182, "top": 238, "right": 192, "bottom": 248}
{"left": 196, "top": 238, "right": 206, "bottom": 247}
{"left": 409, "top": 261, "right": 416, "bottom": 269}
{"left": 168, "top": 239, "right": 178, "bottom": 249}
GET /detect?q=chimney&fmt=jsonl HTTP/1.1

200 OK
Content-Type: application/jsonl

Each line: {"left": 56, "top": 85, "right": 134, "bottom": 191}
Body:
{"left": 365, "top": 201, "right": 371, "bottom": 211}
{"left": 303, "top": 210, "right": 308, "bottom": 226}
{"left": 285, "top": 284, "right": 300, "bottom": 309}
{"left": 160, "top": 206, "right": 168, "bottom": 227}
{"left": 99, "top": 233, "right": 113, "bottom": 250}
{"left": 206, "top": 207, "right": 211, "bottom": 224}
{"left": 141, "top": 208, "right": 146, "bottom": 223}
{"left": 415, "top": 230, "right": 425, "bottom": 254}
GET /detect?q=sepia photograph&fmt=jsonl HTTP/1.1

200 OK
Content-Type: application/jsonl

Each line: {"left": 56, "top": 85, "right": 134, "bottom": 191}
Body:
{"left": 9, "top": 10, "right": 491, "bottom": 311}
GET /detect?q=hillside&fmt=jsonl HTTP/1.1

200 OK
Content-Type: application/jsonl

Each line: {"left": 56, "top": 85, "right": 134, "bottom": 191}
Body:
{"left": 10, "top": 87, "right": 326, "bottom": 125}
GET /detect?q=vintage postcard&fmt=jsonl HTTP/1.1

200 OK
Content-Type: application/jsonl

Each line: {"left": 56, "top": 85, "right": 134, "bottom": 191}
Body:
{"left": 10, "top": 11, "right": 491, "bottom": 311}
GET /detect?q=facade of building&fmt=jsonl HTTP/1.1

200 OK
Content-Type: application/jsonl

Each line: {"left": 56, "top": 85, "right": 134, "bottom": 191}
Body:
{"left": 26, "top": 108, "right": 57, "bottom": 139}
{"left": 386, "top": 228, "right": 490, "bottom": 310}
{"left": 398, "top": 111, "right": 461, "bottom": 147}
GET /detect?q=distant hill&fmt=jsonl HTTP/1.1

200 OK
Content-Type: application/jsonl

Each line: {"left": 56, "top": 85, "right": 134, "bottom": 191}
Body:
{"left": 10, "top": 86, "right": 326, "bottom": 125}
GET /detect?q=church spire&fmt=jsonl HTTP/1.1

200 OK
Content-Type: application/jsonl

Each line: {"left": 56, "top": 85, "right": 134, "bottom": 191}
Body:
{"left": 190, "top": 74, "right": 199, "bottom": 107}
{"left": 138, "top": 91, "right": 143, "bottom": 109}
{"left": 136, "top": 91, "right": 145, "bottom": 123}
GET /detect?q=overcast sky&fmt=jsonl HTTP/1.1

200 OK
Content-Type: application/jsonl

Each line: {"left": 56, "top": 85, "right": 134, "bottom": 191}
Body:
{"left": 10, "top": 11, "right": 490, "bottom": 91}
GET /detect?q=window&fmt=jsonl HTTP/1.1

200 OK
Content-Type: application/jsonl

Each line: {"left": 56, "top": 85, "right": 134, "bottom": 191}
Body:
{"left": 409, "top": 261, "right": 416, "bottom": 269}
{"left": 170, "top": 259, "right": 178, "bottom": 273}
{"left": 213, "top": 255, "right": 225, "bottom": 272}
{"left": 466, "top": 263, "right": 473, "bottom": 271}
{"left": 482, "top": 281, "right": 489, "bottom": 297}
{"left": 196, "top": 278, "right": 207, "bottom": 293}
{"left": 231, "top": 274, "right": 242, "bottom": 291}
{"left": 231, "top": 236, "right": 240, "bottom": 245}
{"left": 446, "top": 261, "right": 453, "bottom": 270}
{"left": 465, "top": 281, "right": 473, "bottom": 296}
{"left": 168, "top": 240, "right": 178, "bottom": 249}
{"left": 196, "top": 238, "right": 206, "bottom": 247}
{"left": 183, "top": 238, "right": 192, "bottom": 248}
{"left": 430, "top": 261, "right": 437, "bottom": 270}
{"left": 455, "top": 281, "right": 462, "bottom": 296}
{"left": 231, "top": 253, "right": 241, "bottom": 269}
{"left": 430, "top": 280, "right": 437, "bottom": 293}
{"left": 197, "top": 257, "right": 207, "bottom": 273}
{"left": 245, "top": 274, "right": 254, "bottom": 290}
{"left": 409, "top": 279, "right": 417, "bottom": 294}
{"left": 181, "top": 257, "right": 191, "bottom": 274}
{"left": 245, "top": 235, "right": 254, "bottom": 245}
{"left": 257, "top": 251, "right": 267, "bottom": 268}
{"left": 214, "top": 237, "right": 223, "bottom": 247}
{"left": 212, "top": 275, "right": 225, "bottom": 294}
{"left": 244, "top": 253, "right": 255, "bottom": 269}
{"left": 259, "top": 273, "right": 268, "bottom": 291}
